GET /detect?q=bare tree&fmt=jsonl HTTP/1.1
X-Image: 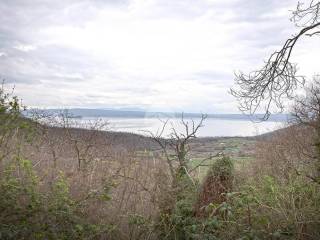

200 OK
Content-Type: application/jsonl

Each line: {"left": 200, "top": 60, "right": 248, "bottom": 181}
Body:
{"left": 147, "top": 114, "right": 207, "bottom": 182}
{"left": 147, "top": 114, "right": 221, "bottom": 186}
{"left": 31, "top": 109, "right": 110, "bottom": 171}
{"left": 231, "top": 1, "right": 320, "bottom": 120}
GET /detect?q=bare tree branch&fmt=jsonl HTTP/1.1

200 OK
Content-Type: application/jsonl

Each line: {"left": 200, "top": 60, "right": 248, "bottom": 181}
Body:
{"left": 231, "top": 1, "right": 320, "bottom": 120}
{"left": 145, "top": 114, "right": 207, "bottom": 182}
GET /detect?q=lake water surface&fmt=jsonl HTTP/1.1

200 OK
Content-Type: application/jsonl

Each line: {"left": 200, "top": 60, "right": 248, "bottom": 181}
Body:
{"left": 75, "top": 117, "right": 285, "bottom": 137}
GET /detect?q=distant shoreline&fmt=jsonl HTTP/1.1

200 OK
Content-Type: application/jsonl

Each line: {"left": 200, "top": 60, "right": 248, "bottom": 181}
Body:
{"left": 24, "top": 108, "right": 290, "bottom": 122}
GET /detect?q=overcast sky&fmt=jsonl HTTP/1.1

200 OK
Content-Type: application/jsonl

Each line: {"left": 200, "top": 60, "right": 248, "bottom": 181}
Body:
{"left": 0, "top": 0, "right": 319, "bottom": 113}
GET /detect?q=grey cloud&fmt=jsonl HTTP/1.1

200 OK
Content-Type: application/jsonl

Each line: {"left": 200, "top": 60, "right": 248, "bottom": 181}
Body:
{"left": 0, "top": 0, "right": 306, "bottom": 112}
{"left": 0, "top": 0, "right": 128, "bottom": 48}
{"left": 192, "top": 71, "right": 233, "bottom": 85}
{"left": 137, "top": 0, "right": 295, "bottom": 22}
{"left": 112, "top": 87, "right": 160, "bottom": 95}
{"left": 210, "top": 0, "right": 295, "bottom": 22}
{"left": 0, "top": 43, "right": 118, "bottom": 87}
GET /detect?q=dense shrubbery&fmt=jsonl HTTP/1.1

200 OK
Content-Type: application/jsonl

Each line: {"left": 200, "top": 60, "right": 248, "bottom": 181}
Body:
{"left": 1, "top": 83, "right": 320, "bottom": 239}
{"left": 151, "top": 156, "right": 234, "bottom": 240}
{"left": 0, "top": 158, "right": 110, "bottom": 239}
{"left": 150, "top": 155, "right": 320, "bottom": 240}
{"left": 210, "top": 175, "right": 320, "bottom": 239}
{"left": 0, "top": 86, "right": 114, "bottom": 239}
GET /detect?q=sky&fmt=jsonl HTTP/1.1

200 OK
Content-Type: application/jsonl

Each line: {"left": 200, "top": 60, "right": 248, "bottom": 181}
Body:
{"left": 0, "top": 0, "right": 319, "bottom": 113}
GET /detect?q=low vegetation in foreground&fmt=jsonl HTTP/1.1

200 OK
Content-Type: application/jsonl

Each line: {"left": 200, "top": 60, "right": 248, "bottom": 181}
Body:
{"left": 1, "top": 83, "right": 320, "bottom": 240}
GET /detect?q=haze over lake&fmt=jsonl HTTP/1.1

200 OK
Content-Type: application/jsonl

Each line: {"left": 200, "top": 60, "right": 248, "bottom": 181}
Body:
{"left": 74, "top": 117, "right": 283, "bottom": 137}
{"left": 28, "top": 109, "right": 287, "bottom": 137}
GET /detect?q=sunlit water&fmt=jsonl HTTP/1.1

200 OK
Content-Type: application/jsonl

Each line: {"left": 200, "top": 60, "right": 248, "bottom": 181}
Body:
{"left": 70, "top": 117, "right": 285, "bottom": 137}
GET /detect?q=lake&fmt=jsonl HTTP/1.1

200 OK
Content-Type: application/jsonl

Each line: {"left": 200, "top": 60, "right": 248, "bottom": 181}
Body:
{"left": 71, "top": 117, "right": 285, "bottom": 137}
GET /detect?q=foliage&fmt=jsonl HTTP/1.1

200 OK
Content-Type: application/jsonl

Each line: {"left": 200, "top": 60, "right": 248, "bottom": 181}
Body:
{"left": 0, "top": 155, "right": 115, "bottom": 239}
{"left": 213, "top": 174, "right": 320, "bottom": 239}
{"left": 207, "top": 155, "right": 234, "bottom": 179}
{"left": 0, "top": 85, "right": 114, "bottom": 239}
{"left": 155, "top": 156, "right": 234, "bottom": 240}
{"left": 154, "top": 153, "right": 320, "bottom": 240}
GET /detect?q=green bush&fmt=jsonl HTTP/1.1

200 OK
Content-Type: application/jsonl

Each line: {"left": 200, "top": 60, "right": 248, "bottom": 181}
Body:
{"left": 0, "top": 156, "right": 111, "bottom": 239}
{"left": 210, "top": 174, "right": 320, "bottom": 239}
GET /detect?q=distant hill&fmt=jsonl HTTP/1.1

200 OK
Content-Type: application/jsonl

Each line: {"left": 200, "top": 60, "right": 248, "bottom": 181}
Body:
{"left": 24, "top": 108, "right": 290, "bottom": 122}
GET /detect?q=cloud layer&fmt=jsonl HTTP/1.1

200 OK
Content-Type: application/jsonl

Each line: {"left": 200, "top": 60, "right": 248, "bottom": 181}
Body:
{"left": 0, "top": 0, "right": 319, "bottom": 113}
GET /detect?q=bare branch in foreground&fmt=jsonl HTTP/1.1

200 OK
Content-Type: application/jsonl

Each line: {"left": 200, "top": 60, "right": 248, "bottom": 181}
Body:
{"left": 231, "top": 1, "right": 320, "bottom": 120}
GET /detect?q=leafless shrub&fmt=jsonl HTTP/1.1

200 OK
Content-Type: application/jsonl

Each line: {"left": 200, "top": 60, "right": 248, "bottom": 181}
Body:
{"left": 253, "top": 125, "right": 315, "bottom": 183}
{"left": 291, "top": 75, "right": 320, "bottom": 129}
{"left": 290, "top": 75, "right": 320, "bottom": 183}
{"left": 6, "top": 109, "right": 167, "bottom": 240}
